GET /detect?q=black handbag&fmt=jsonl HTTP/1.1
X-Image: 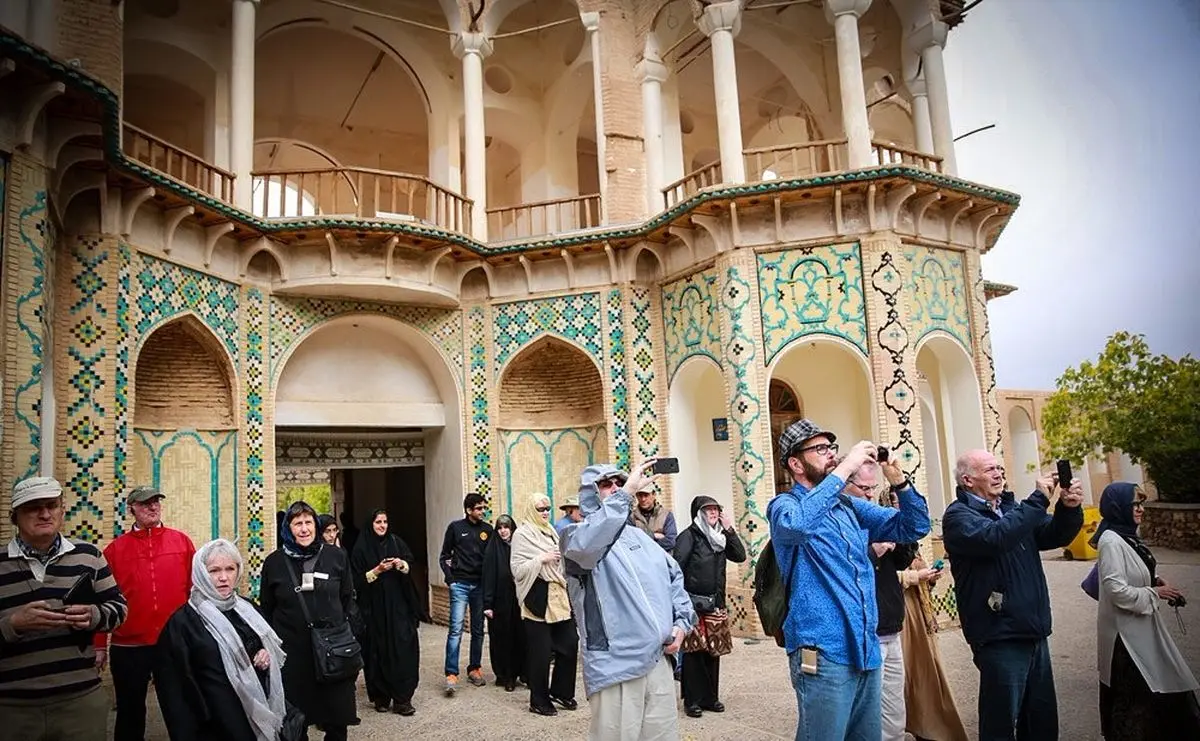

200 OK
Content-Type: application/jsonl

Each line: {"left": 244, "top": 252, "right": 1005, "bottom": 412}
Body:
{"left": 523, "top": 578, "right": 549, "bottom": 619}
{"left": 279, "top": 702, "right": 308, "bottom": 741}
{"left": 285, "top": 552, "right": 363, "bottom": 684}
{"left": 690, "top": 592, "right": 718, "bottom": 614}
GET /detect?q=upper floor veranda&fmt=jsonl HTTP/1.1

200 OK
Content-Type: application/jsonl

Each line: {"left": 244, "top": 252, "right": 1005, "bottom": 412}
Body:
{"left": 0, "top": 0, "right": 1017, "bottom": 303}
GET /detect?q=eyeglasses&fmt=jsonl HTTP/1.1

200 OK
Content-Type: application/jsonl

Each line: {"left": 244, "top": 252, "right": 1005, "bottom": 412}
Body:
{"left": 798, "top": 442, "right": 839, "bottom": 456}
{"left": 535, "top": 506, "right": 552, "bottom": 513}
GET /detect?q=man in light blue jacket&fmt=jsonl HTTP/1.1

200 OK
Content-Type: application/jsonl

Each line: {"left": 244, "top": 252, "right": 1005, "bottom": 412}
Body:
{"left": 561, "top": 460, "right": 696, "bottom": 741}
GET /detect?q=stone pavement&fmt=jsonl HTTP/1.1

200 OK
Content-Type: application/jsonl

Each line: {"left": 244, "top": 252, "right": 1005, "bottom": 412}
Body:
{"left": 121, "top": 549, "right": 1200, "bottom": 740}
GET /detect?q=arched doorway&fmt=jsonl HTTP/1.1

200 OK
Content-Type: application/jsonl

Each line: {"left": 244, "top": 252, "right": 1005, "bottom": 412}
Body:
{"left": 497, "top": 337, "right": 607, "bottom": 516}
{"left": 768, "top": 378, "right": 804, "bottom": 494}
{"left": 1007, "top": 406, "right": 1040, "bottom": 499}
{"left": 916, "top": 334, "right": 985, "bottom": 506}
{"left": 668, "top": 357, "right": 733, "bottom": 520}
{"left": 131, "top": 316, "right": 237, "bottom": 544}
{"left": 273, "top": 314, "right": 464, "bottom": 617}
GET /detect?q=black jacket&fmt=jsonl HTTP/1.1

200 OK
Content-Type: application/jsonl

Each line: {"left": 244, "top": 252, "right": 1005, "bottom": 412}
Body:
{"left": 673, "top": 496, "right": 747, "bottom": 609}
{"left": 439, "top": 517, "right": 494, "bottom": 583}
{"left": 942, "top": 487, "right": 1083, "bottom": 648}
{"left": 870, "top": 542, "right": 918, "bottom": 637}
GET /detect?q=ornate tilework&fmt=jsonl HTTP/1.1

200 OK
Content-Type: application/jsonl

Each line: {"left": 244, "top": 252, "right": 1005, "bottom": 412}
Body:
{"left": 113, "top": 244, "right": 132, "bottom": 535}
{"left": 758, "top": 244, "right": 867, "bottom": 362}
{"left": 466, "top": 306, "right": 493, "bottom": 500}
{"left": 866, "top": 245, "right": 923, "bottom": 476}
{"left": 901, "top": 246, "right": 971, "bottom": 351}
{"left": 492, "top": 293, "right": 603, "bottom": 377}
{"left": 13, "top": 190, "right": 50, "bottom": 479}
{"left": 132, "top": 252, "right": 240, "bottom": 360}
{"left": 277, "top": 434, "right": 424, "bottom": 469}
{"left": 241, "top": 287, "right": 268, "bottom": 593}
{"left": 498, "top": 426, "right": 606, "bottom": 515}
{"left": 627, "top": 287, "right": 659, "bottom": 460}
{"left": 268, "top": 295, "right": 463, "bottom": 384}
{"left": 131, "top": 429, "right": 237, "bottom": 541}
{"left": 661, "top": 267, "right": 723, "bottom": 382}
{"left": 605, "top": 289, "right": 631, "bottom": 470}
{"left": 965, "top": 251, "right": 1004, "bottom": 456}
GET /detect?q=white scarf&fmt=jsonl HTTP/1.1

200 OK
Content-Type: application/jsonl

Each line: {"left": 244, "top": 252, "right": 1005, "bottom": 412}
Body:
{"left": 190, "top": 539, "right": 287, "bottom": 741}
{"left": 693, "top": 510, "right": 727, "bottom": 551}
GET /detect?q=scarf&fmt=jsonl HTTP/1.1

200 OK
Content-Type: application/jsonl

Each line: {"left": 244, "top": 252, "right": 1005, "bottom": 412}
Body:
{"left": 1093, "top": 482, "right": 1156, "bottom": 582}
{"left": 511, "top": 494, "right": 570, "bottom": 622}
{"left": 189, "top": 539, "right": 287, "bottom": 741}
{"left": 279, "top": 517, "right": 321, "bottom": 561}
{"left": 692, "top": 509, "right": 727, "bottom": 551}
{"left": 351, "top": 509, "right": 402, "bottom": 565}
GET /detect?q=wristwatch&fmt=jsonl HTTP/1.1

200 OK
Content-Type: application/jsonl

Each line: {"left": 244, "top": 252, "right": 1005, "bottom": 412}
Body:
{"left": 890, "top": 478, "right": 911, "bottom": 492}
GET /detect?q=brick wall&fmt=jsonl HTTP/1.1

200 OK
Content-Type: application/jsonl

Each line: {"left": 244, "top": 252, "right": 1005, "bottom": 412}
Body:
{"left": 497, "top": 339, "right": 604, "bottom": 428}
{"left": 58, "top": 0, "right": 123, "bottom": 96}
{"left": 134, "top": 320, "right": 235, "bottom": 429}
{"left": 594, "top": 3, "right": 648, "bottom": 222}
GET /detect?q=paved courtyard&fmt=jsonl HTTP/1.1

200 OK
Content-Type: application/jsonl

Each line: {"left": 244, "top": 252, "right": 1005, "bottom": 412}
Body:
{"left": 123, "top": 549, "right": 1200, "bottom": 740}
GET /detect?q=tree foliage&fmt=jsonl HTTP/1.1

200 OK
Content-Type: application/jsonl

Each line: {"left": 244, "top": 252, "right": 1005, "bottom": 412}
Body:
{"left": 1041, "top": 332, "right": 1200, "bottom": 502}
{"left": 278, "top": 483, "right": 332, "bottom": 515}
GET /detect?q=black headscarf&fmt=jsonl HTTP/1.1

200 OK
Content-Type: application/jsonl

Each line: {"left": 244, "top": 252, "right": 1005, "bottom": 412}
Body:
{"left": 1093, "top": 482, "right": 1156, "bottom": 582}
{"left": 352, "top": 509, "right": 402, "bottom": 565}
{"left": 317, "top": 514, "right": 338, "bottom": 544}
{"left": 279, "top": 501, "right": 322, "bottom": 560}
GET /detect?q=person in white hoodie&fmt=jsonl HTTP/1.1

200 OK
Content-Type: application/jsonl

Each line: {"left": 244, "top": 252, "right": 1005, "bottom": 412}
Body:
{"left": 561, "top": 460, "right": 696, "bottom": 741}
{"left": 1094, "top": 481, "right": 1200, "bottom": 739}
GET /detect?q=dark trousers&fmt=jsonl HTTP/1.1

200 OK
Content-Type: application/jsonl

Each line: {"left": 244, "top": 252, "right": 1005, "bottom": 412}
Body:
{"left": 488, "top": 607, "right": 527, "bottom": 684}
{"left": 112, "top": 644, "right": 158, "bottom": 741}
{"left": 681, "top": 651, "right": 721, "bottom": 708}
{"left": 524, "top": 617, "right": 578, "bottom": 710}
{"left": 972, "top": 638, "right": 1058, "bottom": 741}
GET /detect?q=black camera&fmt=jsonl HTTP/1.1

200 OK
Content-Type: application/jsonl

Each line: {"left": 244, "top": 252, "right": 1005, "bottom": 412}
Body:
{"left": 876, "top": 445, "right": 889, "bottom": 463}
{"left": 1169, "top": 595, "right": 1188, "bottom": 609}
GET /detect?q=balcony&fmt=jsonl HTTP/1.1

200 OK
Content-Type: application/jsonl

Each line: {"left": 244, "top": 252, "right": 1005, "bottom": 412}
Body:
{"left": 123, "top": 124, "right": 234, "bottom": 203}
{"left": 486, "top": 194, "right": 602, "bottom": 242}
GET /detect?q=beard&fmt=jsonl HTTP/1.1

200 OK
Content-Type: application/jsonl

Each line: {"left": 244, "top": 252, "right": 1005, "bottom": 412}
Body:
{"left": 802, "top": 457, "right": 830, "bottom": 485}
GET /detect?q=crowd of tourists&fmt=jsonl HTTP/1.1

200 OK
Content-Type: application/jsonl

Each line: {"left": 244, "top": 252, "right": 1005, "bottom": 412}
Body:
{"left": 0, "top": 416, "right": 1196, "bottom": 740}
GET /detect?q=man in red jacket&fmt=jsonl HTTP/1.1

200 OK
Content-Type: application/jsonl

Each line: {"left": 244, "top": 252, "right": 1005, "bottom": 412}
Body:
{"left": 94, "top": 486, "right": 195, "bottom": 741}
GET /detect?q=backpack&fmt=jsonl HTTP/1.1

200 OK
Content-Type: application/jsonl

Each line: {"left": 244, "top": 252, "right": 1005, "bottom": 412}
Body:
{"left": 752, "top": 539, "right": 793, "bottom": 648}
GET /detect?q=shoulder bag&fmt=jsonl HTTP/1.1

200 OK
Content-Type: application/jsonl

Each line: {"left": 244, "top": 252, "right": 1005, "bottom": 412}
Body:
{"left": 285, "top": 550, "right": 363, "bottom": 684}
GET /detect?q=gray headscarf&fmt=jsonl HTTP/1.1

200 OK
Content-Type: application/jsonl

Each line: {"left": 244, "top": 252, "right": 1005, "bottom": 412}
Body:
{"left": 189, "top": 539, "right": 287, "bottom": 741}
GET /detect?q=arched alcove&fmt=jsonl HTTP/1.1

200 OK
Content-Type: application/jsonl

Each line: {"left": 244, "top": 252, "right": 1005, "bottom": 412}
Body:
{"left": 667, "top": 357, "right": 732, "bottom": 521}
{"left": 460, "top": 266, "right": 492, "bottom": 301}
{"left": 245, "top": 249, "right": 284, "bottom": 283}
{"left": 497, "top": 336, "right": 607, "bottom": 514}
{"left": 134, "top": 318, "right": 234, "bottom": 429}
{"left": 1007, "top": 406, "right": 1040, "bottom": 498}
{"left": 633, "top": 248, "right": 664, "bottom": 284}
{"left": 917, "top": 334, "right": 986, "bottom": 505}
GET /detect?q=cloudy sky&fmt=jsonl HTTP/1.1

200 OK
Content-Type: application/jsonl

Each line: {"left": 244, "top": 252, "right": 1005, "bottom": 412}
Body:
{"left": 943, "top": 0, "right": 1200, "bottom": 390}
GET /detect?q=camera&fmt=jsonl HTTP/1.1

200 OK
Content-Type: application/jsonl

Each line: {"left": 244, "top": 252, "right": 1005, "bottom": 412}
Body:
{"left": 876, "top": 445, "right": 889, "bottom": 463}
{"left": 1169, "top": 595, "right": 1188, "bottom": 609}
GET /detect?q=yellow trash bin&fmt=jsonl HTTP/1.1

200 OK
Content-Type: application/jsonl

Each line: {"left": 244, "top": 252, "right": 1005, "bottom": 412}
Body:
{"left": 1063, "top": 506, "right": 1101, "bottom": 561}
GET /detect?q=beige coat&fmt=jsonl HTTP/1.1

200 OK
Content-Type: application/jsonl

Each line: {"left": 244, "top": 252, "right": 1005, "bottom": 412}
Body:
{"left": 1096, "top": 530, "right": 1198, "bottom": 692}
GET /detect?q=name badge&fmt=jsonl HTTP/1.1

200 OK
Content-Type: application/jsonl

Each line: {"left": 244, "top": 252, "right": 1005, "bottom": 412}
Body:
{"left": 300, "top": 572, "right": 315, "bottom": 592}
{"left": 313, "top": 572, "right": 330, "bottom": 580}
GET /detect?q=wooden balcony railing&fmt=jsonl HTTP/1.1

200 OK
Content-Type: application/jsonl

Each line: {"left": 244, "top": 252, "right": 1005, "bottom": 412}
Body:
{"left": 871, "top": 141, "right": 943, "bottom": 173}
{"left": 743, "top": 138, "right": 848, "bottom": 183}
{"left": 486, "top": 193, "right": 602, "bottom": 240}
{"left": 662, "top": 161, "right": 723, "bottom": 210}
{"left": 122, "top": 123, "right": 234, "bottom": 203}
{"left": 249, "top": 167, "right": 472, "bottom": 234}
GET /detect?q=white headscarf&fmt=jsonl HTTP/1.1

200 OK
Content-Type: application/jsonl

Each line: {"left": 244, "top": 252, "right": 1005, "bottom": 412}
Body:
{"left": 190, "top": 539, "right": 287, "bottom": 741}
{"left": 693, "top": 506, "right": 727, "bottom": 551}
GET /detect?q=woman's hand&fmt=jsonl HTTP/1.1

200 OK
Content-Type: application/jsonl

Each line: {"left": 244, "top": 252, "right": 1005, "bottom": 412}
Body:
{"left": 252, "top": 648, "right": 270, "bottom": 670}
{"left": 916, "top": 567, "right": 942, "bottom": 583}
{"left": 484, "top": 609, "right": 494, "bottom": 619}
{"left": 394, "top": 559, "right": 408, "bottom": 573}
{"left": 871, "top": 542, "right": 896, "bottom": 559}
{"left": 377, "top": 558, "right": 394, "bottom": 572}
{"left": 539, "top": 550, "right": 561, "bottom": 565}
{"left": 718, "top": 511, "right": 733, "bottom": 530}
{"left": 1156, "top": 585, "right": 1185, "bottom": 602}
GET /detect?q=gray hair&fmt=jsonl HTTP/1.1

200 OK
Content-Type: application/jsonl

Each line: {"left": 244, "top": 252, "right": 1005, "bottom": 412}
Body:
{"left": 954, "top": 451, "right": 983, "bottom": 486}
{"left": 834, "top": 453, "right": 877, "bottom": 485}
{"left": 199, "top": 538, "right": 244, "bottom": 573}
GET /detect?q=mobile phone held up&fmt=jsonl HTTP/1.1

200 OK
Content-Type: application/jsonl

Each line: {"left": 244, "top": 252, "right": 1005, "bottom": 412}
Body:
{"left": 876, "top": 445, "right": 889, "bottom": 463}
{"left": 1056, "top": 459, "right": 1073, "bottom": 490}
{"left": 652, "top": 457, "right": 680, "bottom": 475}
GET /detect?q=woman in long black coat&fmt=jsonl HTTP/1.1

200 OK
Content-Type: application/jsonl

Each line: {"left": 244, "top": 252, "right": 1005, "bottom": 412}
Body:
{"left": 482, "top": 514, "right": 526, "bottom": 691}
{"left": 350, "top": 509, "right": 422, "bottom": 716}
{"left": 260, "top": 501, "right": 359, "bottom": 741}
{"left": 673, "top": 494, "right": 746, "bottom": 718}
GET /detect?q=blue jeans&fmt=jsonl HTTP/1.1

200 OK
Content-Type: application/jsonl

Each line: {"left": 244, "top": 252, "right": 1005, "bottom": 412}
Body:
{"left": 972, "top": 638, "right": 1058, "bottom": 741}
{"left": 444, "top": 580, "right": 485, "bottom": 676}
{"left": 788, "top": 649, "right": 881, "bottom": 741}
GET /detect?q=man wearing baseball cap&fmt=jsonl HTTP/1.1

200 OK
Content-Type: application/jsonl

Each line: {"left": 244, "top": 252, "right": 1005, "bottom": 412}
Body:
{"left": 767, "top": 420, "right": 931, "bottom": 741}
{"left": 94, "top": 485, "right": 195, "bottom": 741}
{"left": 555, "top": 491, "right": 585, "bottom": 534}
{"left": 0, "top": 476, "right": 128, "bottom": 740}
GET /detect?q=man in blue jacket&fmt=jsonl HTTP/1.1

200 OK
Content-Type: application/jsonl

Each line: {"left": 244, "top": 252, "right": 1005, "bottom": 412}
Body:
{"left": 767, "top": 420, "right": 931, "bottom": 741}
{"left": 942, "top": 449, "right": 1083, "bottom": 741}
{"left": 561, "top": 460, "right": 696, "bottom": 741}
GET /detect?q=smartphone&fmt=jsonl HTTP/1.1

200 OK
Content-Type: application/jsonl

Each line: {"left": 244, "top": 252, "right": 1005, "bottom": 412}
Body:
{"left": 800, "top": 646, "right": 819, "bottom": 675}
{"left": 932, "top": 559, "right": 945, "bottom": 571}
{"left": 1055, "top": 459, "right": 1073, "bottom": 489}
{"left": 876, "top": 445, "right": 889, "bottom": 463}
{"left": 61, "top": 575, "right": 95, "bottom": 606}
{"left": 652, "top": 457, "right": 680, "bottom": 475}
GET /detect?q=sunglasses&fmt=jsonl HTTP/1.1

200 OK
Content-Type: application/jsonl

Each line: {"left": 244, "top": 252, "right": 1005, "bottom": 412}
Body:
{"left": 597, "top": 478, "right": 623, "bottom": 488}
{"left": 535, "top": 506, "right": 552, "bottom": 513}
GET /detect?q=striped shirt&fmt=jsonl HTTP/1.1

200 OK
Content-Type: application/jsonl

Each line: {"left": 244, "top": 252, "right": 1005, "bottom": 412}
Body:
{"left": 0, "top": 536, "right": 128, "bottom": 701}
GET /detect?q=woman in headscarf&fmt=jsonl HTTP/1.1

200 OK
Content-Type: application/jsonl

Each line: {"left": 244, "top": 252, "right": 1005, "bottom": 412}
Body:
{"left": 155, "top": 539, "right": 287, "bottom": 741}
{"left": 672, "top": 494, "right": 746, "bottom": 718}
{"left": 483, "top": 514, "right": 526, "bottom": 691}
{"left": 899, "top": 553, "right": 969, "bottom": 741}
{"left": 1094, "top": 482, "right": 1200, "bottom": 739}
{"left": 260, "top": 500, "right": 359, "bottom": 741}
{"left": 350, "top": 509, "right": 422, "bottom": 716}
{"left": 510, "top": 492, "right": 578, "bottom": 716}
{"left": 319, "top": 514, "right": 340, "bottom": 547}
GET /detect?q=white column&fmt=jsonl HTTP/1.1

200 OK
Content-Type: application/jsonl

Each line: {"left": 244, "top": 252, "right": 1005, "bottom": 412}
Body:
{"left": 907, "top": 70, "right": 935, "bottom": 156}
{"left": 453, "top": 32, "right": 493, "bottom": 240}
{"left": 824, "top": 0, "right": 873, "bottom": 169}
{"left": 635, "top": 37, "right": 669, "bottom": 214}
{"left": 581, "top": 12, "right": 608, "bottom": 223}
{"left": 27, "top": 0, "right": 55, "bottom": 51}
{"left": 206, "top": 70, "right": 231, "bottom": 171}
{"left": 696, "top": 1, "right": 745, "bottom": 184}
{"left": 911, "top": 20, "right": 957, "bottom": 175}
{"left": 230, "top": 0, "right": 258, "bottom": 210}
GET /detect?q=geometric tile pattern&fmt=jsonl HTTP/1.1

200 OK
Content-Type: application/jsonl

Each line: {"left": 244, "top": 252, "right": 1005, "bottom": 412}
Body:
{"left": 13, "top": 189, "right": 50, "bottom": 480}
{"left": 132, "top": 252, "right": 240, "bottom": 361}
{"left": 276, "top": 433, "right": 425, "bottom": 469}
{"left": 627, "top": 287, "right": 660, "bottom": 461}
{"left": 241, "top": 287, "right": 268, "bottom": 595}
{"left": 604, "top": 289, "right": 631, "bottom": 470}
{"left": 466, "top": 305, "right": 493, "bottom": 501}
{"left": 901, "top": 245, "right": 971, "bottom": 352}
{"left": 758, "top": 243, "right": 867, "bottom": 362}
{"left": 268, "top": 295, "right": 463, "bottom": 384}
{"left": 492, "top": 293, "right": 603, "bottom": 378}
{"left": 964, "top": 249, "right": 1004, "bottom": 457}
{"left": 113, "top": 244, "right": 133, "bottom": 535}
{"left": 661, "top": 266, "right": 723, "bottom": 382}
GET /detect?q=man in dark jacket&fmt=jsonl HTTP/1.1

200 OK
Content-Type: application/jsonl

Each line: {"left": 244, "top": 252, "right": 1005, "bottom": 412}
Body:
{"left": 942, "top": 449, "right": 1083, "bottom": 741}
{"left": 439, "top": 492, "right": 494, "bottom": 694}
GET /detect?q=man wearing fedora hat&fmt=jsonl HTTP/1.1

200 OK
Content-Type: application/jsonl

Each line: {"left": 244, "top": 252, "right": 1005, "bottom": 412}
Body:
{"left": 767, "top": 419, "right": 931, "bottom": 741}
{"left": 0, "top": 476, "right": 128, "bottom": 741}
{"left": 94, "top": 485, "right": 195, "bottom": 741}
{"left": 555, "top": 491, "right": 585, "bottom": 534}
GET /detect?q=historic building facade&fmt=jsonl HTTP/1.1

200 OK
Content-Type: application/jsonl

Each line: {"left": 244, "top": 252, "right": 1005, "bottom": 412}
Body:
{"left": 0, "top": 0, "right": 1013, "bottom": 629}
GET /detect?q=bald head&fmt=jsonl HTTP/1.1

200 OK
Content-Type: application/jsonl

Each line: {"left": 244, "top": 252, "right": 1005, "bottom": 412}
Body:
{"left": 955, "top": 449, "right": 1004, "bottom": 500}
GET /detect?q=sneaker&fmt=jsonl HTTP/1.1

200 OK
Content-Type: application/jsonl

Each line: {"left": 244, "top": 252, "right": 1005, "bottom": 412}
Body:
{"left": 444, "top": 674, "right": 459, "bottom": 695}
{"left": 467, "top": 668, "right": 486, "bottom": 687}
{"left": 393, "top": 701, "right": 416, "bottom": 716}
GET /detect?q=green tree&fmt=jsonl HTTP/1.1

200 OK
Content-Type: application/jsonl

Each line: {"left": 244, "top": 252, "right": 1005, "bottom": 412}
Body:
{"left": 1041, "top": 332, "right": 1200, "bottom": 502}
{"left": 278, "top": 483, "right": 332, "bottom": 515}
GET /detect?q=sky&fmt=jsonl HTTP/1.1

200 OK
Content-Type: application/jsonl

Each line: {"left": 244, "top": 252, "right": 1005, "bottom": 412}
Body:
{"left": 943, "top": 0, "right": 1200, "bottom": 390}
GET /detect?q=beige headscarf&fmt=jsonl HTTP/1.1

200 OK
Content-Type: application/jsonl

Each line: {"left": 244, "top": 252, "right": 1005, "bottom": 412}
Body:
{"left": 509, "top": 493, "right": 571, "bottom": 622}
